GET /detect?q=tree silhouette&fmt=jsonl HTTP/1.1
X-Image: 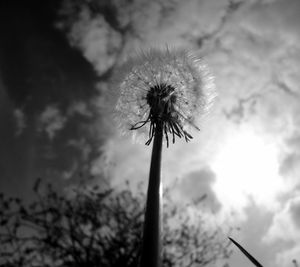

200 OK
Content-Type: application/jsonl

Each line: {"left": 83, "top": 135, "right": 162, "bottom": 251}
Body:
{"left": 0, "top": 179, "right": 232, "bottom": 267}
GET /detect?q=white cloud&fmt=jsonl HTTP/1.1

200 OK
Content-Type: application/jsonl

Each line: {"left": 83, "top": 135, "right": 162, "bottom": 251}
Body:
{"left": 264, "top": 195, "right": 300, "bottom": 243}
{"left": 68, "top": 9, "right": 122, "bottom": 75}
{"left": 90, "top": 135, "right": 151, "bottom": 190}
{"left": 263, "top": 194, "right": 300, "bottom": 266}
{"left": 276, "top": 246, "right": 300, "bottom": 267}
{"left": 38, "top": 105, "right": 67, "bottom": 140}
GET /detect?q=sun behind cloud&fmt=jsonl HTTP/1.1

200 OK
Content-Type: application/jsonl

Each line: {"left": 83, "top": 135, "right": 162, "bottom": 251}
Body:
{"left": 211, "top": 125, "right": 284, "bottom": 213}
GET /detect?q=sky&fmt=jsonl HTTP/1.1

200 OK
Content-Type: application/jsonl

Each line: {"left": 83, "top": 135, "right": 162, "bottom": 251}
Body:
{"left": 1, "top": 0, "right": 300, "bottom": 267}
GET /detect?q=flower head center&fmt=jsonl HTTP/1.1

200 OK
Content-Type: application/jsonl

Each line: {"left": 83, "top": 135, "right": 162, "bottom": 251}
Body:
{"left": 146, "top": 83, "right": 177, "bottom": 122}
{"left": 130, "top": 82, "right": 194, "bottom": 146}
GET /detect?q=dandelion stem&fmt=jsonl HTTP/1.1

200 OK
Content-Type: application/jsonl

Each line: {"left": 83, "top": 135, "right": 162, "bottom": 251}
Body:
{"left": 140, "top": 123, "right": 163, "bottom": 267}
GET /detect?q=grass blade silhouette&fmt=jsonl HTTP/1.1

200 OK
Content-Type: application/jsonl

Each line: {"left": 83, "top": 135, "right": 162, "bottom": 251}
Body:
{"left": 228, "top": 237, "right": 264, "bottom": 267}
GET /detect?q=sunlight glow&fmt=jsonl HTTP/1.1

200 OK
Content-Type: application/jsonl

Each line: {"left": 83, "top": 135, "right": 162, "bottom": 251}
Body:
{"left": 211, "top": 128, "right": 283, "bottom": 211}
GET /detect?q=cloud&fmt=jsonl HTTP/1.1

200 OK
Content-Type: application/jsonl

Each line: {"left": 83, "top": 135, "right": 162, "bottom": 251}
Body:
{"left": 264, "top": 195, "right": 300, "bottom": 243}
{"left": 67, "top": 138, "right": 92, "bottom": 162}
{"left": 137, "top": 0, "right": 228, "bottom": 46}
{"left": 203, "top": 0, "right": 300, "bottom": 220}
{"left": 246, "top": 0, "right": 300, "bottom": 41}
{"left": 13, "top": 108, "right": 26, "bottom": 136}
{"left": 68, "top": 10, "right": 122, "bottom": 75}
{"left": 207, "top": 0, "right": 300, "bottom": 122}
{"left": 290, "top": 200, "right": 300, "bottom": 229}
{"left": 263, "top": 195, "right": 300, "bottom": 266}
{"left": 37, "top": 105, "right": 67, "bottom": 140}
{"left": 176, "top": 167, "right": 221, "bottom": 212}
{"left": 89, "top": 135, "right": 151, "bottom": 190}
{"left": 279, "top": 152, "right": 300, "bottom": 191}
{"left": 67, "top": 101, "right": 93, "bottom": 117}
{"left": 275, "top": 246, "right": 300, "bottom": 267}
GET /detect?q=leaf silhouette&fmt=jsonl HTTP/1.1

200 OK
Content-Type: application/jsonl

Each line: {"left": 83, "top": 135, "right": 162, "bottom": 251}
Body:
{"left": 228, "top": 237, "right": 263, "bottom": 267}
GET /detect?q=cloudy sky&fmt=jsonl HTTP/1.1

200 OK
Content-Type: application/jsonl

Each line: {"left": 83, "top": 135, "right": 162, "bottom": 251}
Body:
{"left": 1, "top": 0, "right": 300, "bottom": 266}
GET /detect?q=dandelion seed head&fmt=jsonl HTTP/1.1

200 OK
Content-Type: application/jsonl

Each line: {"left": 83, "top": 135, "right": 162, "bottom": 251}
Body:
{"left": 110, "top": 48, "right": 216, "bottom": 145}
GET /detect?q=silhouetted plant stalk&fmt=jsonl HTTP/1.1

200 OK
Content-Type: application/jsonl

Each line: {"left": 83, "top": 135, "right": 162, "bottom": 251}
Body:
{"left": 228, "top": 237, "right": 264, "bottom": 267}
{"left": 229, "top": 237, "right": 298, "bottom": 267}
{"left": 140, "top": 123, "right": 163, "bottom": 267}
{"left": 112, "top": 47, "right": 215, "bottom": 267}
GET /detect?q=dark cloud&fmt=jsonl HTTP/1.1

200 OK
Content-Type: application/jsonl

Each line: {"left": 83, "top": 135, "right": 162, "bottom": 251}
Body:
{"left": 289, "top": 198, "right": 300, "bottom": 229}
{"left": 178, "top": 166, "right": 221, "bottom": 212}
{"left": 280, "top": 153, "right": 300, "bottom": 175}
{"left": 285, "top": 135, "right": 300, "bottom": 150}
{"left": 280, "top": 136, "right": 300, "bottom": 188}
{"left": 279, "top": 152, "right": 300, "bottom": 192}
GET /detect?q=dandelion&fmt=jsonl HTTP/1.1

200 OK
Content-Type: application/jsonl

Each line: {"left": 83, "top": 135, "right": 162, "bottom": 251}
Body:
{"left": 110, "top": 47, "right": 215, "bottom": 267}
{"left": 113, "top": 48, "right": 215, "bottom": 147}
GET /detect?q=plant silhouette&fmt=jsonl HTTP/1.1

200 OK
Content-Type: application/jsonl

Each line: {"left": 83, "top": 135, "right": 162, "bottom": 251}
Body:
{"left": 0, "top": 179, "right": 232, "bottom": 267}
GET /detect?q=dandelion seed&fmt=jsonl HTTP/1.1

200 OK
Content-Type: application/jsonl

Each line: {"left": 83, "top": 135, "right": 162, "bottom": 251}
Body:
{"left": 112, "top": 47, "right": 215, "bottom": 146}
